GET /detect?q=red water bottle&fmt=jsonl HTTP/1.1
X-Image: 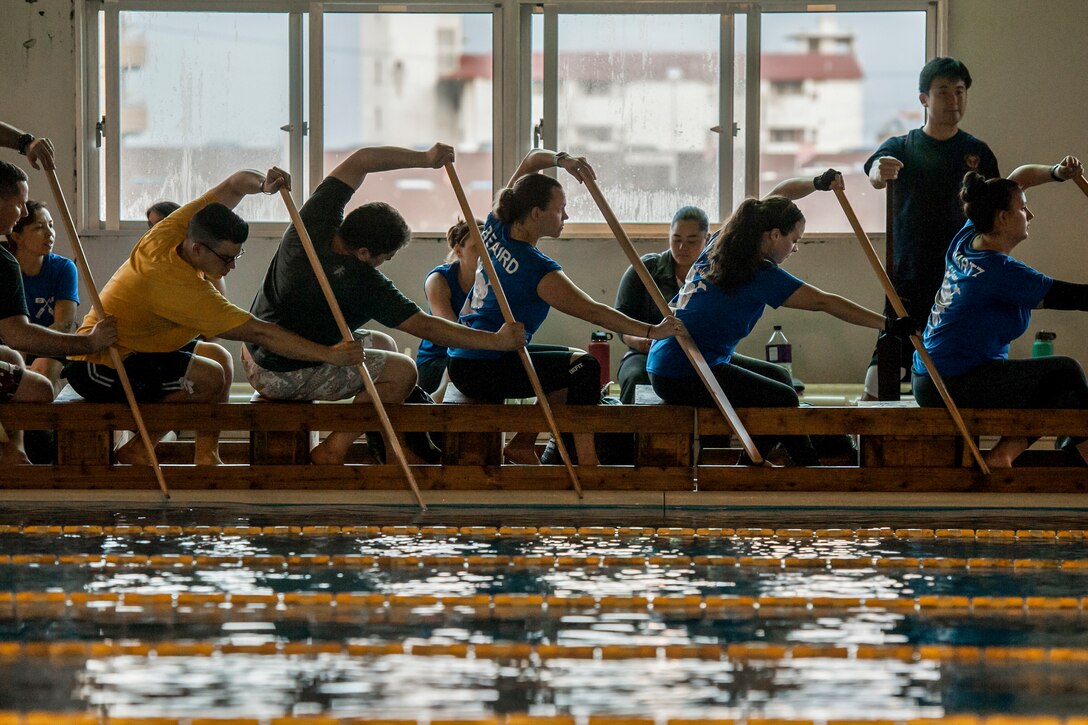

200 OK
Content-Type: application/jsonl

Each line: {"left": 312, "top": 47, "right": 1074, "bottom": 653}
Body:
{"left": 588, "top": 330, "right": 613, "bottom": 389}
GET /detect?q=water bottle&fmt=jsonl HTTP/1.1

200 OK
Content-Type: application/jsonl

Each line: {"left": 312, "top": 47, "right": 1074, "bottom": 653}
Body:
{"left": 588, "top": 330, "right": 613, "bottom": 389}
{"left": 765, "top": 325, "right": 792, "bottom": 378}
{"left": 1032, "top": 330, "right": 1056, "bottom": 357}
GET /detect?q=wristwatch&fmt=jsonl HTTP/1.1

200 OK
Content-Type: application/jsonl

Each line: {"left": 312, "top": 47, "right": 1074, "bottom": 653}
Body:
{"left": 16, "top": 133, "right": 34, "bottom": 156}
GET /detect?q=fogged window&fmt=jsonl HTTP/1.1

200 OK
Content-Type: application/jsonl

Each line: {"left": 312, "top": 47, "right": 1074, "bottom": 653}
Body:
{"left": 554, "top": 15, "right": 721, "bottom": 224}
{"left": 117, "top": 12, "right": 291, "bottom": 222}
{"left": 760, "top": 11, "right": 926, "bottom": 232}
{"left": 323, "top": 13, "right": 494, "bottom": 233}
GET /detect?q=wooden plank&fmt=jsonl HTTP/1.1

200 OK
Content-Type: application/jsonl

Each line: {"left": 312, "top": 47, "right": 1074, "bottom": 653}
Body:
{"left": 695, "top": 466, "right": 1088, "bottom": 493}
{"left": 0, "top": 464, "right": 696, "bottom": 491}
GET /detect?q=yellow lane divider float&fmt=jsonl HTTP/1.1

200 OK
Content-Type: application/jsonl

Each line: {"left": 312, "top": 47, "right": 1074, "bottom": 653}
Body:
{"left": 1, "top": 553, "right": 1087, "bottom": 573}
{"left": 0, "top": 715, "right": 1081, "bottom": 725}
{"left": 0, "top": 592, "right": 1085, "bottom": 618}
{"left": 1, "top": 525, "right": 1085, "bottom": 542}
{"left": 1, "top": 639, "right": 1087, "bottom": 664}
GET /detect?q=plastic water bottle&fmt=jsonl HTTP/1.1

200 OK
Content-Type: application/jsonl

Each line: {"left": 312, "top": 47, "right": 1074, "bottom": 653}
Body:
{"left": 1032, "top": 330, "right": 1055, "bottom": 357}
{"left": 765, "top": 325, "right": 793, "bottom": 377}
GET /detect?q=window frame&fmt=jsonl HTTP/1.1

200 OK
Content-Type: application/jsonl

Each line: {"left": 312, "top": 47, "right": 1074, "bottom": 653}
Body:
{"left": 82, "top": 0, "right": 945, "bottom": 237}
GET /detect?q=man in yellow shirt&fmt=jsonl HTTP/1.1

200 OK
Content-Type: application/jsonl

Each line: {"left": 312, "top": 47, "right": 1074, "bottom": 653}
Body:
{"left": 67, "top": 167, "right": 363, "bottom": 465}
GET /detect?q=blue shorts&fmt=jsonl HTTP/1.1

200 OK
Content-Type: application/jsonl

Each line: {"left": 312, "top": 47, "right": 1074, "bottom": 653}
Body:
{"left": 65, "top": 340, "right": 198, "bottom": 403}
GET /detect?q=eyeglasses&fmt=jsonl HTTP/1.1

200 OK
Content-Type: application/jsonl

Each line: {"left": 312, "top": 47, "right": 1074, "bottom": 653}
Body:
{"left": 199, "top": 242, "right": 245, "bottom": 265}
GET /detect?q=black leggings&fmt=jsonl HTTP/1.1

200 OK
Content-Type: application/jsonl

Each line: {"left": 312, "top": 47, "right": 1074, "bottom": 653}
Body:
{"left": 913, "top": 355, "right": 1088, "bottom": 445}
{"left": 650, "top": 354, "right": 818, "bottom": 464}
{"left": 448, "top": 344, "right": 601, "bottom": 405}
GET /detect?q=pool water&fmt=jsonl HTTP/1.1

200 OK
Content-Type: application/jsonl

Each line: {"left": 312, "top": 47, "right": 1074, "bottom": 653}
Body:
{"left": 0, "top": 504, "right": 1087, "bottom": 722}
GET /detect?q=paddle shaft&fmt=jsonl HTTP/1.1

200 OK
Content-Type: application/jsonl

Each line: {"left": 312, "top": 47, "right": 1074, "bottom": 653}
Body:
{"left": 1075, "top": 173, "right": 1088, "bottom": 199}
{"left": 580, "top": 175, "right": 764, "bottom": 465}
{"left": 444, "top": 162, "right": 583, "bottom": 497}
{"left": 279, "top": 189, "right": 426, "bottom": 511}
{"left": 45, "top": 170, "right": 171, "bottom": 497}
{"left": 833, "top": 187, "right": 990, "bottom": 475}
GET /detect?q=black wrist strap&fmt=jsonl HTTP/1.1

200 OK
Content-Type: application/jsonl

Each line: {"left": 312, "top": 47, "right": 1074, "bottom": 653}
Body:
{"left": 16, "top": 133, "right": 33, "bottom": 156}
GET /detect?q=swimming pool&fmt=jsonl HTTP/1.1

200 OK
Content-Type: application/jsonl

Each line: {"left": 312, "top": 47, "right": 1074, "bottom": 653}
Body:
{"left": 1, "top": 503, "right": 1087, "bottom": 722}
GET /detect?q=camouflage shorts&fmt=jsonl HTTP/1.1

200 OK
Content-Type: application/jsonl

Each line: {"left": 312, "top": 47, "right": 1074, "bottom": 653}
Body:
{"left": 0, "top": 360, "right": 24, "bottom": 403}
{"left": 242, "top": 331, "right": 388, "bottom": 401}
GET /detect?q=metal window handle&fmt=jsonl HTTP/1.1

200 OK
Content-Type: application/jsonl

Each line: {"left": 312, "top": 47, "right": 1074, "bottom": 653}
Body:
{"left": 279, "top": 122, "right": 309, "bottom": 136}
{"left": 95, "top": 117, "right": 106, "bottom": 149}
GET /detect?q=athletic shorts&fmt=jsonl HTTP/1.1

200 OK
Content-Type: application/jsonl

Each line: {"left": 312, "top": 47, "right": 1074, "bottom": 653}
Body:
{"left": 242, "top": 331, "right": 388, "bottom": 402}
{"left": 65, "top": 340, "right": 198, "bottom": 403}
{"left": 0, "top": 360, "right": 24, "bottom": 403}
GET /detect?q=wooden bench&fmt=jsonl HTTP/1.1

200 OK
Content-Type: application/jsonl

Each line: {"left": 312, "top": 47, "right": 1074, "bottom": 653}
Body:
{"left": 0, "top": 402, "right": 1085, "bottom": 492}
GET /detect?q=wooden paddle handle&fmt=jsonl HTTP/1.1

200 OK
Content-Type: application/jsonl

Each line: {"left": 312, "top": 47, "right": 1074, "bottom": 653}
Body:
{"left": 1074, "top": 174, "right": 1088, "bottom": 199}
{"left": 279, "top": 188, "right": 427, "bottom": 511}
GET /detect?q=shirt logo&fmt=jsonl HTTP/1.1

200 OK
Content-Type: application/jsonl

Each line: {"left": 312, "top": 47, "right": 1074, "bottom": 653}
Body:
{"left": 964, "top": 154, "right": 980, "bottom": 171}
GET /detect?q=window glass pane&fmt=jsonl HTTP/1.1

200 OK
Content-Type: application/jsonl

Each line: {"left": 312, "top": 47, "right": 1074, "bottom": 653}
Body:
{"left": 556, "top": 14, "right": 720, "bottom": 224}
{"left": 324, "top": 12, "right": 494, "bottom": 233}
{"left": 760, "top": 11, "right": 926, "bottom": 231}
{"left": 118, "top": 12, "right": 291, "bottom": 222}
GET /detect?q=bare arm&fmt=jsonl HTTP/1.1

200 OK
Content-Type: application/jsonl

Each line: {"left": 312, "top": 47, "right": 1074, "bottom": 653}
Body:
{"left": 205, "top": 167, "right": 290, "bottom": 209}
{"left": 1008, "top": 155, "right": 1083, "bottom": 190}
{"left": 49, "top": 299, "right": 78, "bottom": 334}
{"left": 0, "top": 314, "right": 115, "bottom": 356}
{"left": 537, "top": 271, "right": 681, "bottom": 339}
{"left": 397, "top": 311, "right": 525, "bottom": 352}
{"left": 330, "top": 143, "right": 454, "bottom": 192}
{"left": 781, "top": 284, "right": 884, "bottom": 329}
{"left": 424, "top": 272, "right": 457, "bottom": 322}
{"left": 507, "top": 149, "right": 596, "bottom": 187}
{"left": 767, "top": 170, "right": 843, "bottom": 201}
{"left": 219, "top": 317, "right": 363, "bottom": 367}
{"left": 0, "top": 121, "right": 53, "bottom": 170}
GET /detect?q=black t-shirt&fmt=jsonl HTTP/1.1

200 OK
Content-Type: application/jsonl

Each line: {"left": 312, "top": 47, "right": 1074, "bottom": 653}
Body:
{"left": 0, "top": 244, "right": 29, "bottom": 324}
{"left": 247, "top": 176, "right": 420, "bottom": 372}
{"left": 864, "top": 128, "right": 999, "bottom": 290}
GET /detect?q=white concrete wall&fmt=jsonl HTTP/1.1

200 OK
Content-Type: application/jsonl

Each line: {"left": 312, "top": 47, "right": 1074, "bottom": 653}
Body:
{"left": 3, "top": 0, "right": 1086, "bottom": 385}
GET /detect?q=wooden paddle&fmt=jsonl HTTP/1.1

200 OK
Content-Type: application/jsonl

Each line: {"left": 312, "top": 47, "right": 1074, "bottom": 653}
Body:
{"left": 1074, "top": 173, "right": 1088, "bottom": 199}
{"left": 833, "top": 186, "right": 990, "bottom": 475}
{"left": 580, "top": 175, "right": 765, "bottom": 466}
{"left": 444, "top": 162, "right": 584, "bottom": 498}
{"left": 278, "top": 188, "right": 426, "bottom": 511}
{"left": 45, "top": 169, "right": 171, "bottom": 497}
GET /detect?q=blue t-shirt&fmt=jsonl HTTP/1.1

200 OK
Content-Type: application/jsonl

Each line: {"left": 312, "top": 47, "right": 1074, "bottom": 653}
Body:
{"left": 449, "top": 213, "right": 561, "bottom": 361}
{"left": 647, "top": 249, "right": 804, "bottom": 379}
{"left": 914, "top": 220, "right": 1053, "bottom": 378}
{"left": 21, "top": 253, "right": 79, "bottom": 328}
{"left": 416, "top": 261, "right": 469, "bottom": 366}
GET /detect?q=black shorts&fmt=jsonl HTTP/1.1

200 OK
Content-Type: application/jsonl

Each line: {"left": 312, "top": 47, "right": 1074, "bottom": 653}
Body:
{"left": 65, "top": 340, "right": 198, "bottom": 403}
{"left": 0, "top": 360, "right": 24, "bottom": 403}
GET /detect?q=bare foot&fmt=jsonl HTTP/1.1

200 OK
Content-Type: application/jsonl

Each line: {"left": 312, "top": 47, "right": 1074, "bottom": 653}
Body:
{"left": 310, "top": 440, "right": 346, "bottom": 466}
{"left": 984, "top": 451, "right": 1015, "bottom": 469}
{"left": 503, "top": 443, "right": 540, "bottom": 465}
{"left": 115, "top": 439, "right": 154, "bottom": 465}
{"left": 194, "top": 452, "right": 224, "bottom": 466}
{"left": 0, "top": 447, "right": 32, "bottom": 465}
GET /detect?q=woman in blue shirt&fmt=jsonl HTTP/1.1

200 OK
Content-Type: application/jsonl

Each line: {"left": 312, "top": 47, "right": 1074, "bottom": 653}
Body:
{"left": 415, "top": 218, "right": 481, "bottom": 396}
{"left": 648, "top": 189, "right": 888, "bottom": 465}
{"left": 4, "top": 200, "right": 79, "bottom": 396}
{"left": 448, "top": 149, "right": 684, "bottom": 465}
{"left": 913, "top": 166, "right": 1088, "bottom": 468}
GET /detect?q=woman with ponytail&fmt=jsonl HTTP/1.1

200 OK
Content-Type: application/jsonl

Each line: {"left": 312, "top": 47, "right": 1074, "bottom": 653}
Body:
{"left": 647, "top": 177, "right": 891, "bottom": 466}
{"left": 415, "top": 218, "right": 482, "bottom": 396}
{"left": 913, "top": 158, "right": 1088, "bottom": 468}
{"left": 447, "top": 149, "right": 685, "bottom": 465}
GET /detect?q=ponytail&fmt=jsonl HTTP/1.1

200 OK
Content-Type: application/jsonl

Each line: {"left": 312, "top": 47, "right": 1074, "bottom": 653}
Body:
{"left": 705, "top": 196, "right": 803, "bottom": 292}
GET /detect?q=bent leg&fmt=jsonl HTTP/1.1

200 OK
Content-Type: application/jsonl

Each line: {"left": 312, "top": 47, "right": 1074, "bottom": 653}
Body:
{"left": 2, "top": 352, "right": 53, "bottom": 465}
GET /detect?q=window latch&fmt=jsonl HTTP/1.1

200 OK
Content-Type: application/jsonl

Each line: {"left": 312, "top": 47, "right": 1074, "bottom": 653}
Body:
{"left": 280, "top": 122, "right": 309, "bottom": 136}
{"left": 532, "top": 118, "right": 544, "bottom": 149}
{"left": 95, "top": 116, "right": 106, "bottom": 148}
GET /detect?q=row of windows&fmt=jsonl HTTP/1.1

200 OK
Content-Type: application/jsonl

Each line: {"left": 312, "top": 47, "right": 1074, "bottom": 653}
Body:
{"left": 84, "top": 1, "right": 938, "bottom": 234}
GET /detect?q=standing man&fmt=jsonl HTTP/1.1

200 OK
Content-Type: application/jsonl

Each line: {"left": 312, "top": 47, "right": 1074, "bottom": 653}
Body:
{"left": 864, "top": 58, "right": 1078, "bottom": 397}
{"left": 65, "top": 168, "right": 364, "bottom": 465}
{"left": 0, "top": 125, "right": 118, "bottom": 464}
{"left": 244, "top": 143, "right": 525, "bottom": 465}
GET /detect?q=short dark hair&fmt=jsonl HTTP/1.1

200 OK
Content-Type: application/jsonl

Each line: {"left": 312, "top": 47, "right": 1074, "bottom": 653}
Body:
{"left": 494, "top": 173, "right": 561, "bottom": 225}
{"left": 146, "top": 200, "right": 180, "bottom": 221}
{"left": 0, "top": 160, "right": 28, "bottom": 199}
{"left": 187, "top": 203, "right": 249, "bottom": 248}
{"left": 338, "top": 202, "right": 412, "bottom": 256}
{"left": 671, "top": 206, "right": 709, "bottom": 233}
{"left": 5, "top": 200, "right": 46, "bottom": 249}
{"left": 960, "top": 171, "right": 1021, "bottom": 234}
{"left": 919, "top": 57, "right": 972, "bottom": 94}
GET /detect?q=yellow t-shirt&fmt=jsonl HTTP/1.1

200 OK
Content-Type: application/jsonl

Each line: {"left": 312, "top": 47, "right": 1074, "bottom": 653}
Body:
{"left": 72, "top": 193, "right": 252, "bottom": 366}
